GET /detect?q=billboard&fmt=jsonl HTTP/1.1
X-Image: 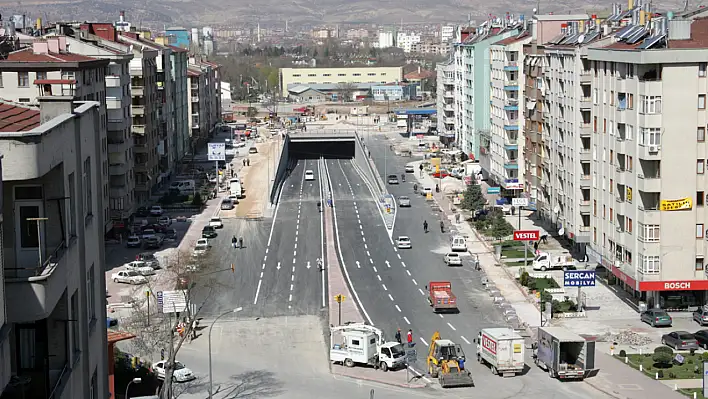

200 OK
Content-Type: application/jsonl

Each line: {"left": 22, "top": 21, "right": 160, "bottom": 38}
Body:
{"left": 513, "top": 230, "right": 539, "bottom": 241}
{"left": 207, "top": 142, "right": 226, "bottom": 161}
{"left": 660, "top": 197, "right": 692, "bottom": 211}
{"left": 563, "top": 270, "right": 596, "bottom": 287}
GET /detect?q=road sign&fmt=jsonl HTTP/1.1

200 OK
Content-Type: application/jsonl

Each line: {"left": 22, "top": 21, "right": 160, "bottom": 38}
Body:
{"left": 513, "top": 230, "right": 540, "bottom": 241}
{"left": 563, "top": 270, "right": 596, "bottom": 287}
{"left": 405, "top": 349, "right": 417, "bottom": 363}
{"left": 487, "top": 187, "right": 501, "bottom": 194}
{"left": 334, "top": 294, "right": 346, "bottom": 303}
{"left": 157, "top": 290, "right": 189, "bottom": 313}
{"left": 511, "top": 197, "right": 529, "bottom": 207}
{"left": 207, "top": 142, "right": 226, "bottom": 161}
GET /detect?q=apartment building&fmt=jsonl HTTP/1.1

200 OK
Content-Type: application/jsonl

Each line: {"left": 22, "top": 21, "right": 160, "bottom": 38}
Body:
{"left": 0, "top": 157, "right": 12, "bottom": 396}
{"left": 436, "top": 62, "right": 456, "bottom": 141}
{"left": 396, "top": 32, "right": 421, "bottom": 53}
{"left": 0, "top": 37, "right": 113, "bottom": 234}
{"left": 186, "top": 59, "right": 222, "bottom": 148}
{"left": 488, "top": 33, "right": 531, "bottom": 194}
{"left": 410, "top": 40, "right": 451, "bottom": 55}
{"left": 171, "top": 46, "right": 190, "bottom": 161}
{"left": 280, "top": 66, "right": 403, "bottom": 97}
{"left": 0, "top": 97, "right": 108, "bottom": 399}
{"left": 588, "top": 15, "right": 708, "bottom": 306}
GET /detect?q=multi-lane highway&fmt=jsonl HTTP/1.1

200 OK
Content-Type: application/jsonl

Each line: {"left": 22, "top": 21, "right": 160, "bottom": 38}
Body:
{"left": 325, "top": 140, "right": 603, "bottom": 398}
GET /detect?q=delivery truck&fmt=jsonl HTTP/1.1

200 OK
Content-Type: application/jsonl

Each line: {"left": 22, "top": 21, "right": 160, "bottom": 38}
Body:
{"left": 474, "top": 328, "right": 525, "bottom": 377}
{"left": 532, "top": 251, "right": 577, "bottom": 271}
{"left": 329, "top": 323, "right": 406, "bottom": 372}
{"left": 533, "top": 327, "right": 595, "bottom": 380}
{"left": 426, "top": 281, "right": 458, "bottom": 313}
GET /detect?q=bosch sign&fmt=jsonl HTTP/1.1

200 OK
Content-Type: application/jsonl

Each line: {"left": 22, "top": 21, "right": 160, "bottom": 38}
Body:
{"left": 639, "top": 280, "right": 708, "bottom": 291}
{"left": 481, "top": 334, "right": 497, "bottom": 354}
{"left": 513, "top": 230, "right": 540, "bottom": 241}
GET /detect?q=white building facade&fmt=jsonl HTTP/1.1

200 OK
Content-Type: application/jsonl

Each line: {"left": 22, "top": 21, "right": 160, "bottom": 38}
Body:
{"left": 396, "top": 32, "right": 421, "bottom": 53}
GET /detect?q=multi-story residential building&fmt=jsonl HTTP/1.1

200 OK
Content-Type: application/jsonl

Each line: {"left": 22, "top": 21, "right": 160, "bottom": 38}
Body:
{"left": 0, "top": 37, "right": 113, "bottom": 234}
{"left": 279, "top": 67, "right": 403, "bottom": 97}
{"left": 377, "top": 31, "right": 395, "bottom": 49}
{"left": 0, "top": 97, "right": 108, "bottom": 399}
{"left": 488, "top": 33, "right": 531, "bottom": 195}
{"left": 171, "top": 46, "right": 190, "bottom": 162}
{"left": 436, "top": 61, "right": 456, "bottom": 142}
{"left": 187, "top": 66, "right": 208, "bottom": 149}
{"left": 441, "top": 25, "right": 456, "bottom": 42}
{"left": 396, "top": 32, "right": 421, "bottom": 53}
{"left": 410, "top": 40, "right": 451, "bottom": 55}
{"left": 165, "top": 27, "right": 190, "bottom": 48}
{"left": 0, "top": 156, "right": 11, "bottom": 396}
{"left": 587, "top": 13, "right": 708, "bottom": 306}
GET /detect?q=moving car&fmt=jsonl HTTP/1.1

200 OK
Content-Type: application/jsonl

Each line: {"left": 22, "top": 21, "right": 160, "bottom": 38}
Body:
{"left": 202, "top": 226, "right": 218, "bottom": 238}
{"left": 136, "top": 206, "right": 150, "bottom": 217}
{"left": 422, "top": 187, "right": 433, "bottom": 197}
{"left": 153, "top": 360, "right": 196, "bottom": 382}
{"left": 396, "top": 236, "right": 412, "bottom": 249}
{"left": 150, "top": 205, "right": 164, "bottom": 216}
{"left": 387, "top": 175, "right": 399, "bottom": 184}
{"left": 640, "top": 309, "right": 673, "bottom": 327}
{"left": 405, "top": 165, "right": 415, "bottom": 173}
{"left": 137, "top": 253, "right": 160, "bottom": 269}
{"left": 221, "top": 198, "right": 234, "bottom": 210}
{"left": 444, "top": 252, "right": 462, "bottom": 266}
{"left": 192, "top": 238, "right": 211, "bottom": 257}
{"left": 141, "top": 228, "right": 157, "bottom": 240}
{"left": 661, "top": 331, "right": 699, "bottom": 350}
{"left": 112, "top": 270, "right": 148, "bottom": 285}
{"left": 124, "top": 261, "right": 156, "bottom": 276}
{"left": 694, "top": 330, "right": 708, "bottom": 349}
{"left": 158, "top": 216, "right": 172, "bottom": 226}
{"left": 164, "top": 228, "right": 178, "bottom": 242}
{"left": 693, "top": 307, "right": 708, "bottom": 325}
{"left": 126, "top": 235, "right": 141, "bottom": 248}
{"left": 248, "top": 146, "right": 258, "bottom": 154}
{"left": 209, "top": 217, "right": 224, "bottom": 229}
{"left": 305, "top": 170, "right": 315, "bottom": 181}
{"left": 235, "top": 141, "right": 246, "bottom": 148}
{"left": 451, "top": 236, "right": 467, "bottom": 252}
{"left": 143, "top": 236, "right": 164, "bottom": 249}
{"left": 398, "top": 196, "right": 411, "bottom": 207}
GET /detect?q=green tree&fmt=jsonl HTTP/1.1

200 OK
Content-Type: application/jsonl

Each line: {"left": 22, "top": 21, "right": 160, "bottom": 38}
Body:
{"left": 460, "top": 180, "right": 486, "bottom": 211}
{"left": 486, "top": 215, "right": 514, "bottom": 242}
{"left": 246, "top": 106, "right": 258, "bottom": 118}
{"left": 652, "top": 346, "right": 673, "bottom": 366}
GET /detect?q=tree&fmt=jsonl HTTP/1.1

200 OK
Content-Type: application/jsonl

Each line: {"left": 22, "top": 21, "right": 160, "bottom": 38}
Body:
{"left": 336, "top": 82, "right": 356, "bottom": 102}
{"left": 486, "top": 214, "right": 514, "bottom": 242}
{"left": 460, "top": 179, "right": 486, "bottom": 211}
{"left": 246, "top": 106, "right": 258, "bottom": 118}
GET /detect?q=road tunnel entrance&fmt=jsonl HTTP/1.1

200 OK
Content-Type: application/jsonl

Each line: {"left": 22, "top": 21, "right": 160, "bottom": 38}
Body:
{"left": 288, "top": 139, "right": 355, "bottom": 160}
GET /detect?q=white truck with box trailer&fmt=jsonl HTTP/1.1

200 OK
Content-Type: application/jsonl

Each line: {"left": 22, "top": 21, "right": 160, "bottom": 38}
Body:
{"left": 329, "top": 323, "right": 406, "bottom": 372}
{"left": 533, "top": 327, "right": 596, "bottom": 380}
{"left": 474, "top": 328, "right": 525, "bottom": 377}
{"left": 532, "top": 251, "right": 577, "bottom": 271}
{"left": 229, "top": 178, "right": 244, "bottom": 199}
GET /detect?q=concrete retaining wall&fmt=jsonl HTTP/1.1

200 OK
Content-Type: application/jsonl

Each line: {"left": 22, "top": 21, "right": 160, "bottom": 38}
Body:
{"left": 269, "top": 136, "right": 290, "bottom": 204}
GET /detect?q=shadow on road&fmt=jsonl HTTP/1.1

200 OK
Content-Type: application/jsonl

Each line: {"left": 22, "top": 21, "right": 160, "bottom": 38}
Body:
{"left": 212, "top": 370, "right": 284, "bottom": 398}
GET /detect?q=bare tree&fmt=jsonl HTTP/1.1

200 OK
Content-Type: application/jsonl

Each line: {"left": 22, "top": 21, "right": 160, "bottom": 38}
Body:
{"left": 335, "top": 82, "right": 356, "bottom": 102}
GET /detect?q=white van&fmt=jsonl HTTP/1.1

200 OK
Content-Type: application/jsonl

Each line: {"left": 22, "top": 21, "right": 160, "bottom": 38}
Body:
{"left": 169, "top": 180, "right": 196, "bottom": 194}
{"left": 451, "top": 236, "right": 467, "bottom": 252}
{"left": 229, "top": 178, "right": 244, "bottom": 199}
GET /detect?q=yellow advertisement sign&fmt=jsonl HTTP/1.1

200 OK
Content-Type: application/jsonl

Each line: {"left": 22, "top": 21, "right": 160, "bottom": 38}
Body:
{"left": 430, "top": 158, "right": 441, "bottom": 168}
{"left": 513, "top": 343, "right": 522, "bottom": 354}
{"left": 660, "top": 198, "right": 693, "bottom": 211}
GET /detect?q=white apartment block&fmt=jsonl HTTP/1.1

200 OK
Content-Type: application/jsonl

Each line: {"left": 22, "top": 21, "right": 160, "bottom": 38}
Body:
{"left": 0, "top": 37, "right": 113, "bottom": 234}
{"left": 0, "top": 97, "right": 108, "bottom": 399}
{"left": 396, "top": 32, "right": 421, "bottom": 53}
{"left": 441, "top": 25, "right": 456, "bottom": 42}
{"left": 588, "top": 16, "right": 708, "bottom": 306}
{"left": 489, "top": 34, "right": 530, "bottom": 193}
{"left": 377, "top": 31, "right": 395, "bottom": 49}
{"left": 436, "top": 62, "right": 456, "bottom": 141}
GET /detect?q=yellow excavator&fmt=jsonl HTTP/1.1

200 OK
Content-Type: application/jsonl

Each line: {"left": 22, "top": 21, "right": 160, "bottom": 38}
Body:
{"left": 426, "top": 331, "right": 474, "bottom": 388}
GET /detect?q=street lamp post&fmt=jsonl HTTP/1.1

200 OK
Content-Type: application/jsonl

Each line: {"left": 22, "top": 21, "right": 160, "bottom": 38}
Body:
{"left": 125, "top": 377, "right": 141, "bottom": 399}
{"left": 209, "top": 307, "right": 243, "bottom": 398}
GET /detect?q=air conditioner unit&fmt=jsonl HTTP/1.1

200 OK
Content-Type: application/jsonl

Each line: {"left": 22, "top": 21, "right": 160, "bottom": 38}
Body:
{"left": 648, "top": 145, "right": 660, "bottom": 153}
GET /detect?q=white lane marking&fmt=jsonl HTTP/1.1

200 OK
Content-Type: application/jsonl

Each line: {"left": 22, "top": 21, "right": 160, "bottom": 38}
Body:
{"left": 406, "top": 270, "right": 412, "bottom": 276}
{"left": 382, "top": 284, "right": 388, "bottom": 291}
{"left": 388, "top": 294, "right": 394, "bottom": 301}
{"left": 290, "top": 284, "right": 294, "bottom": 291}
{"left": 294, "top": 243, "right": 297, "bottom": 249}
{"left": 397, "top": 253, "right": 401, "bottom": 259}
{"left": 265, "top": 248, "right": 269, "bottom": 254}
{"left": 366, "top": 250, "right": 371, "bottom": 257}
{"left": 262, "top": 263, "right": 266, "bottom": 270}
{"left": 401, "top": 262, "right": 407, "bottom": 268}
{"left": 364, "top": 243, "right": 368, "bottom": 249}
{"left": 293, "top": 250, "right": 297, "bottom": 257}
{"left": 259, "top": 271, "right": 264, "bottom": 279}
{"left": 292, "top": 266, "right": 295, "bottom": 272}
{"left": 288, "top": 293, "right": 292, "bottom": 302}
{"left": 277, "top": 262, "right": 281, "bottom": 270}
{"left": 385, "top": 260, "right": 391, "bottom": 268}
{"left": 461, "top": 336, "right": 471, "bottom": 345}
{"left": 377, "top": 275, "right": 382, "bottom": 281}
{"left": 293, "top": 258, "right": 296, "bottom": 264}
{"left": 253, "top": 280, "right": 262, "bottom": 304}
{"left": 439, "top": 314, "right": 444, "bottom": 319}
{"left": 369, "top": 258, "right": 374, "bottom": 264}
{"left": 296, "top": 230, "right": 299, "bottom": 236}
{"left": 318, "top": 157, "right": 326, "bottom": 309}
{"left": 411, "top": 278, "right": 417, "bottom": 285}
{"left": 420, "top": 338, "right": 429, "bottom": 347}
{"left": 393, "top": 247, "right": 398, "bottom": 252}
{"left": 418, "top": 288, "right": 425, "bottom": 296}
{"left": 403, "top": 316, "right": 411, "bottom": 324}
{"left": 360, "top": 230, "right": 365, "bottom": 236}
{"left": 362, "top": 237, "right": 366, "bottom": 243}
{"left": 355, "top": 261, "right": 361, "bottom": 269}
{"left": 359, "top": 225, "right": 363, "bottom": 230}
{"left": 447, "top": 323, "right": 457, "bottom": 331}
{"left": 395, "top": 305, "right": 402, "bottom": 312}
{"left": 373, "top": 266, "right": 378, "bottom": 273}
{"left": 291, "top": 274, "right": 295, "bottom": 282}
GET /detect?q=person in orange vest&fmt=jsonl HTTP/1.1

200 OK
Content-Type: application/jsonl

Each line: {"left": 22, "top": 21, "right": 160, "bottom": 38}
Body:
{"left": 407, "top": 329, "right": 413, "bottom": 347}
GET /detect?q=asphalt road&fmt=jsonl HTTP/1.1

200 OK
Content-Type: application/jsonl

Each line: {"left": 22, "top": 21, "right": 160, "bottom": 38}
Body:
{"left": 197, "top": 159, "right": 325, "bottom": 318}
{"left": 328, "top": 139, "right": 606, "bottom": 398}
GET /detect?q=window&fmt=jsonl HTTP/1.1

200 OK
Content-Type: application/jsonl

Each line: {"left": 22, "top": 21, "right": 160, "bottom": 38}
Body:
{"left": 87, "top": 264, "right": 96, "bottom": 326}
{"left": 627, "top": 186, "right": 632, "bottom": 203}
{"left": 603, "top": 205, "right": 606, "bottom": 219}
{"left": 699, "top": 191, "right": 705, "bottom": 206}
{"left": 699, "top": 159, "right": 705, "bottom": 174}
{"left": 697, "top": 257, "right": 705, "bottom": 271}
{"left": 628, "top": 156, "right": 633, "bottom": 171}
{"left": 17, "top": 72, "right": 29, "bottom": 87}
{"left": 0, "top": 73, "right": 3, "bottom": 87}
{"left": 36, "top": 71, "right": 47, "bottom": 81}
{"left": 71, "top": 291, "right": 80, "bottom": 355}
{"left": 593, "top": 200, "right": 597, "bottom": 216}
{"left": 628, "top": 93, "right": 634, "bottom": 109}
{"left": 700, "top": 63, "right": 707, "bottom": 77}
{"left": 639, "top": 223, "right": 660, "bottom": 242}
{"left": 292, "top": 74, "right": 301, "bottom": 77}
{"left": 639, "top": 128, "right": 661, "bottom": 146}
{"left": 337, "top": 73, "right": 346, "bottom": 77}
{"left": 640, "top": 254, "right": 660, "bottom": 274}
{"left": 68, "top": 173, "right": 76, "bottom": 237}
{"left": 627, "top": 218, "right": 633, "bottom": 233}
{"left": 593, "top": 116, "right": 597, "bottom": 132}
{"left": 700, "top": 95, "right": 707, "bottom": 110}
{"left": 322, "top": 74, "right": 331, "bottom": 77}
{"left": 603, "top": 118, "right": 607, "bottom": 133}
{"left": 698, "top": 224, "right": 705, "bottom": 239}
{"left": 610, "top": 91, "right": 614, "bottom": 105}
{"left": 307, "top": 73, "right": 316, "bottom": 77}
{"left": 699, "top": 127, "right": 706, "bottom": 142}
{"left": 610, "top": 150, "right": 614, "bottom": 165}
{"left": 640, "top": 95, "right": 662, "bottom": 114}
{"left": 83, "top": 158, "right": 93, "bottom": 217}
{"left": 593, "top": 88, "right": 599, "bottom": 104}
{"left": 610, "top": 179, "right": 614, "bottom": 193}
{"left": 610, "top": 208, "right": 614, "bottom": 222}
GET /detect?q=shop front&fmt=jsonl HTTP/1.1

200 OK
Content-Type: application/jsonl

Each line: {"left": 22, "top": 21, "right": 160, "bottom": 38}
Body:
{"left": 638, "top": 280, "right": 708, "bottom": 311}
{"left": 601, "top": 257, "right": 640, "bottom": 298}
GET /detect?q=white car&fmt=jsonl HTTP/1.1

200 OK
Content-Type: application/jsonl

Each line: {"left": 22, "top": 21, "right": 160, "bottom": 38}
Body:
{"left": 112, "top": 270, "right": 148, "bottom": 285}
{"left": 235, "top": 141, "right": 246, "bottom": 148}
{"left": 126, "top": 235, "right": 141, "bottom": 248}
{"left": 192, "top": 238, "right": 210, "bottom": 257}
{"left": 141, "top": 229, "right": 157, "bottom": 240}
{"left": 396, "top": 236, "right": 412, "bottom": 249}
{"left": 158, "top": 215, "right": 171, "bottom": 226}
{"left": 422, "top": 187, "right": 433, "bottom": 197}
{"left": 209, "top": 217, "right": 223, "bottom": 229}
{"left": 153, "top": 360, "right": 196, "bottom": 382}
{"left": 305, "top": 170, "right": 315, "bottom": 181}
{"left": 150, "top": 205, "right": 164, "bottom": 216}
{"left": 405, "top": 165, "right": 415, "bottom": 173}
{"left": 444, "top": 252, "right": 463, "bottom": 266}
{"left": 124, "top": 261, "right": 156, "bottom": 276}
{"left": 398, "top": 196, "right": 411, "bottom": 207}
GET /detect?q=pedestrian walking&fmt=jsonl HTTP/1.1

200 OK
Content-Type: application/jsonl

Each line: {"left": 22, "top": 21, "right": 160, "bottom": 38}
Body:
{"left": 190, "top": 319, "right": 198, "bottom": 341}
{"left": 242, "top": 159, "right": 246, "bottom": 167}
{"left": 238, "top": 236, "right": 244, "bottom": 249}
{"left": 232, "top": 235, "right": 237, "bottom": 249}
{"left": 395, "top": 328, "right": 402, "bottom": 344}
{"left": 407, "top": 329, "right": 413, "bottom": 347}
{"left": 247, "top": 159, "right": 250, "bottom": 166}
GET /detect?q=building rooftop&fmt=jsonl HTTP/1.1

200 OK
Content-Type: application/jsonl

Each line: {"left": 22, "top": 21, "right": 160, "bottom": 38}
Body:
{"left": 187, "top": 69, "right": 201, "bottom": 77}
{"left": 493, "top": 31, "right": 531, "bottom": 46}
{"left": 669, "top": 16, "right": 708, "bottom": 49}
{"left": 534, "top": 14, "right": 590, "bottom": 21}
{"left": 404, "top": 70, "right": 434, "bottom": 80}
{"left": 0, "top": 102, "right": 41, "bottom": 132}
{"left": 5, "top": 47, "right": 97, "bottom": 63}
{"left": 168, "top": 45, "right": 188, "bottom": 53}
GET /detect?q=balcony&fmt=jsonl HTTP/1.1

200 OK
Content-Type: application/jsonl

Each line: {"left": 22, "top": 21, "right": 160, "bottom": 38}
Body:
{"left": 580, "top": 174, "right": 591, "bottom": 187}
{"left": 131, "top": 85, "right": 145, "bottom": 97}
{"left": 580, "top": 123, "right": 592, "bottom": 137}
{"left": 109, "top": 162, "right": 129, "bottom": 176}
{"left": 106, "top": 75, "right": 121, "bottom": 87}
{"left": 504, "top": 140, "right": 518, "bottom": 150}
{"left": 110, "top": 185, "right": 129, "bottom": 198}
{"left": 443, "top": 117, "right": 455, "bottom": 124}
{"left": 132, "top": 124, "right": 145, "bottom": 134}
{"left": 504, "top": 83, "right": 520, "bottom": 91}
{"left": 106, "top": 97, "right": 122, "bottom": 110}
{"left": 504, "top": 159, "right": 519, "bottom": 169}
{"left": 444, "top": 91, "right": 454, "bottom": 98}
{"left": 131, "top": 105, "right": 145, "bottom": 116}
{"left": 503, "top": 62, "right": 519, "bottom": 71}
{"left": 130, "top": 68, "right": 143, "bottom": 76}
{"left": 504, "top": 124, "right": 519, "bottom": 131}
{"left": 133, "top": 141, "right": 148, "bottom": 153}
{"left": 579, "top": 71, "right": 591, "bottom": 83}
{"left": 443, "top": 104, "right": 454, "bottom": 112}
{"left": 134, "top": 163, "right": 148, "bottom": 173}
{"left": 191, "top": 96, "right": 199, "bottom": 103}
{"left": 579, "top": 200, "right": 591, "bottom": 215}
{"left": 135, "top": 182, "right": 150, "bottom": 191}
{"left": 504, "top": 104, "right": 519, "bottom": 111}
{"left": 442, "top": 76, "right": 454, "bottom": 85}
{"left": 526, "top": 128, "right": 540, "bottom": 142}
{"left": 579, "top": 97, "right": 592, "bottom": 110}
{"left": 190, "top": 84, "right": 199, "bottom": 91}
{"left": 637, "top": 144, "right": 661, "bottom": 160}
{"left": 107, "top": 118, "right": 126, "bottom": 132}
{"left": 637, "top": 173, "right": 661, "bottom": 192}
{"left": 579, "top": 149, "right": 591, "bottom": 162}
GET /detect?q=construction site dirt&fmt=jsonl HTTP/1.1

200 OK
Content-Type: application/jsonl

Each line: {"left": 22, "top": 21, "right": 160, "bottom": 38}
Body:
{"left": 220, "top": 139, "right": 276, "bottom": 220}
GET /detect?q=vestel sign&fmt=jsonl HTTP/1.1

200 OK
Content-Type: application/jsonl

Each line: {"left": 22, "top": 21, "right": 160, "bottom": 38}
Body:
{"left": 513, "top": 230, "right": 540, "bottom": 241}
{"left": 481, "top": 334, "right": 497, "bottom": 354}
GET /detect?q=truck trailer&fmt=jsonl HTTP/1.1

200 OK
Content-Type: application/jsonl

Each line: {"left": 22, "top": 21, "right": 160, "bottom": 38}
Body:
{"left": 329, "top": 323, "right": 406, "bottom": 372}
{"left": 475, "top": 328, "right": 525, "bottom": 377}
{"left": 533, "top": 327, "right": 595, "bottom": 380}
{"left": 426, "top": 281, "right": 458, "bottom": 313}
{"left": 532, "top": 251, "right": 577, "bottom": 271}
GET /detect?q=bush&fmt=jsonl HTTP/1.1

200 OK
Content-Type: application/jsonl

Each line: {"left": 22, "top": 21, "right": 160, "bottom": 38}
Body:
{"left": 702, "top": 352, "right": 708, "bottom": 361}
{"left": 619, "top": 350, "right": 627, "bottom": 357}
{"left": 192, "top": 192, "right": 203, "bottom": 207}
{"left": 668, "top": 372, "right": 676, "bottom": 379}
{"left": 652, "top": 351, "right": 673, "bottom": 366}
{"left": 654, "top": 346, "right": 673, "bottom": 356}
{"left": 646, "top": 364, "right": 652, "bottom": 371}
{"left": 519, "top": 270, "right": 530, "bottom": 287}
{"left": 690, "top": 348, "right": 697, "bottom": 356}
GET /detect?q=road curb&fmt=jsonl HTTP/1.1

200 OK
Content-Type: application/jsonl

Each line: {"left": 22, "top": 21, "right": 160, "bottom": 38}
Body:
{"left": 331, "top": 369, "right": 429, "bottom": 389}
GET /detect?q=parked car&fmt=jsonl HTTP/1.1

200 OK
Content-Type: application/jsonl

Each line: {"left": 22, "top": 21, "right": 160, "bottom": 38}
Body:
{"left": 209, "top": 217, "right": 224, "bottom": 229}
{"left": 158, "top": 216, "right": 172, "bottom": 226}
{"left": 444, "top": 252, "right": 463, "bottom": 266}
{"left": 396, "top": 236, "right": 412, "bottom": 249}
{"left": 398, "top": 196, "right": 411, "bottom": 207}
{"left": 640, "top": 309, "right": 673, "bottom": 327}
{"left": 202, "top": 226, "right": 218, "bottom": 238}
{"left": 136, "top": 253, "right": 160, "bottom": 269}
{"left": 248, "top": 146, "right": 258, "bottom": 154}
{"left": 124, "top": 261, "right": 156, "bottom": 276}
{"left": 422, "top": 187, "right": 433, "bottom": 197}
{"left": 144, "top": 237, "right": 163, "bottom": 249}
{"left": 387, "top": 174, "right": 399, "bottom": 184}
{"left": 141, "top": 229, "right": 157, "bottom": 240}
{"left": 693, "top": 307, "right": 708, "bottom": 326}
{"left": 661, "top": 331, "right": 699, "bottom": 350}
{"left": 405, "top": 165, "right": 415, "bottom": 173}
{"left": 136, "top": 206, "right": 150, "bottom": 217}
{"left": 150, "top": 205, "right": 164, "bottom": 216}
{"left": 694, "top": 330, "right": 708, "bottom": 349}
{"left": 192, "top": 239, "right": 210, "bottom": 257}
{"left": 153, "top": 360, "right": 196, "bottom": 382}
{"left": 126, "top": 235, "right": 141, "bottom": 248}
{"left": 164, "top": 228, "right": 178, "bottom": 241}
{"left": 221, "top": 198, "right": 234, "bottom": 210}
{"left": 112, "top": 270, "right": 148, "bottom": 285}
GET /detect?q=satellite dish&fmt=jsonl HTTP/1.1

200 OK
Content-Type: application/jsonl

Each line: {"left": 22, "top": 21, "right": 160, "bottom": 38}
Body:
{"left": 553, "top": 205, "right": 560, "bottom": 214}
{"left": 577, "top": 34, "right": 585, "bottom": 43}
{"left": 558, "top": 227, "right": 565, "bottom": 236}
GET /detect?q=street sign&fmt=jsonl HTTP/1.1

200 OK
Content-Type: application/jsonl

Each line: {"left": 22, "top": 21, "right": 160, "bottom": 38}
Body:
{"left": 513, "top": 230, "right": 540, "bottom": 241}
{"left": 207, "top": 142, "right": 226, "bottom": 161}
{"left": 405, "top": 349, "right": 417, "bottom": 363}
{"left": 157, "top": 290, "right": 189, "bottom": 313}
{"left": 334, "top": 294, "right": 346, "bottom": 303}
{"left": 512, "top": 197, "right": 529, "bottom": 207}
{"left": 563, "top": 270, "right": 596, "bottom": 287}
{"left": 487, "top": 187, "right": 501, "bottom": 194}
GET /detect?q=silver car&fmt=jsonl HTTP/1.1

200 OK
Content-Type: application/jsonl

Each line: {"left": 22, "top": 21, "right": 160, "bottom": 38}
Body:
{"left": 662, "top": 331, "right": 699, "bottom": 350}
{"left": 398, "top": 196, "right": 411, "bottom": 207}
{"left": 693, "top": 308, "right": 708, "bottom": 326}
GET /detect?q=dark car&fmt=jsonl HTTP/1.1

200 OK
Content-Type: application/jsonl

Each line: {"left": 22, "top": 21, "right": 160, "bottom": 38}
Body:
{"left": 137, "top": 253, "right": 160, "bottom": 269}
{"left": 136, "top": 206, "right": 150, "bottom": 217}
{"left": 165, "top": 228, "right": 178, "bottom": 241}
{"left": 661, "top": 331, "right": 699, "bottom": 350}
{"left": 693, "top": 330, "right": 708, "bottom": 349}
{"left": 202, "top": 226, "right": 218, "bottom": 239}
{"left": 143, "top": 236, "right": 163, "bottom": 249}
